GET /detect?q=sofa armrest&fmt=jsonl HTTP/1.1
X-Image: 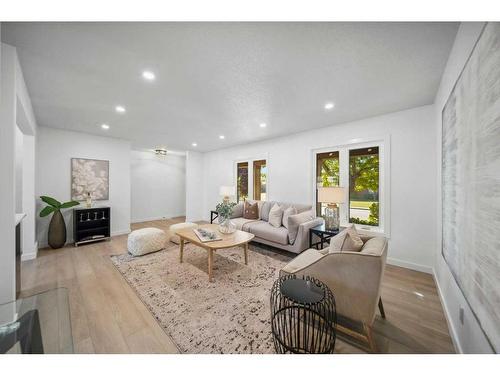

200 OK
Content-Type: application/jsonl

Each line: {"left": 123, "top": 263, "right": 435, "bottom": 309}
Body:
{"left": 291, "top": 217, "right": 324, "bottom": 252}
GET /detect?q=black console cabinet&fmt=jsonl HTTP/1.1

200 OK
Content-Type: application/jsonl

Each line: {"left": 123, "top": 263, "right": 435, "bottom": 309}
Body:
{"left": 73, "top": 207, "right": 111, "bottom": 246}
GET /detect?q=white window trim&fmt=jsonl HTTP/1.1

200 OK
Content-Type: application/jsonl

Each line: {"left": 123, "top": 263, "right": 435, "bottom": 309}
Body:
{"left": 311, "top": 135, "right": 391, "bottom": 237}
{"left": 233, "top": 153, "right": 269, "bottom": 201}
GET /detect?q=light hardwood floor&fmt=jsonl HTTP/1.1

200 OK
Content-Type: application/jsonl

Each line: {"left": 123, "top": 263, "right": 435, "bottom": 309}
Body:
{"left": 21, "top": 218, "right": 455, "bottom": 354}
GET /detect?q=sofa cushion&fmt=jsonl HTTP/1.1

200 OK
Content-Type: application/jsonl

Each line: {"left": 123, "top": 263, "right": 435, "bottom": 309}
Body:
{"left": 282, "top": 206, "right": 297, "bottom": 229}
{"left": 260, "top": 201, "right": 274, "bottom": 221}
{"left": 328, "top": 225, "right": 363, "bottom": 253}
{"left": 243, "top": 201, "right": 259, "bottom": 219}
{"left": 230, "top": 202, "right": 244, "bottom": 218}
{"left": 268, "top": 204, "right": 284, "bottom": 228}
{"left": 360, "top": 236, "right": 386, "bottom": 256}
{"left": 232, "top": 217, "right": 260, "bottom": 231}
{"left": 281, "top": 249, "right": 324, "bottom": 274}
{"left": 248, "top": 221, "right": 289, "bottom": 245}
{"left": 287, "top": 210, "right": 315, "bottom": 244}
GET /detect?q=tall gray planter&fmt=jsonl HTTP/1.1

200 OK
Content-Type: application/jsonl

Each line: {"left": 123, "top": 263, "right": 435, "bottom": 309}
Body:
{"left": 48, "top": 210, "right": 66, "bottom": 249}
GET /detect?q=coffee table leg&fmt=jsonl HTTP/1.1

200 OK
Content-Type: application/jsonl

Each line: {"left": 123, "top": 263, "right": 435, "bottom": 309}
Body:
{"left": 244, "top": 243, "right": 248, "bottom": 265}
{"left": 208, "top": 249, "right": 214, "bottom": 282}
{"left": 179, "top": 238, "right": 184, "bottom": 263}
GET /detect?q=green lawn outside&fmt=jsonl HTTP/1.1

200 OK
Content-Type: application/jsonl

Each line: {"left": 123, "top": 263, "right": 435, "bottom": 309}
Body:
{"left": 349, "top": 200, "right": 376, "bottom": 210}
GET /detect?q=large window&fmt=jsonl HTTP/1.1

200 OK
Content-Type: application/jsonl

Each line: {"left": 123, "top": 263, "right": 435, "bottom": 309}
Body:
{"left": 253, "top": 160, "right": 267, "bottom": 201}
{"left": 349, "top": 147, "right": 379, "bottom": 226}
{"left": 236, "top": 158, "right": 268, "bottom": 202}
{"left": 236, "top": 162, "right": 248, "bottom": 202}
{"left": 316, "top": 151, "right": 339, "bottom": 216}
{"left": 314, "top": 141, "right": 386, "bottom": 233}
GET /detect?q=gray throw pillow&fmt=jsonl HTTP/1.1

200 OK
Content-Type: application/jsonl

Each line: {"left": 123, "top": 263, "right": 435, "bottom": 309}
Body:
{"left": 282, "top": 206, "right": 297, "bottom": 229}
{"left": 328, "top": 225, "right": 364, "bottom": 253}
{"left": 230, "top": 202, "right": 244, "bottom": 218}
{"left": 287, "top": 210, "right": 314, "bottom": 244}
{"left": 260, "top": 201, "right": 274, "bottom": 221}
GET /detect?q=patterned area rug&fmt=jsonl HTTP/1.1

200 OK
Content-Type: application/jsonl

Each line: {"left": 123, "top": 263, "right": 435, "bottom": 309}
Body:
{"left": 111, "top": 243, "right": 292, "bottom": 353}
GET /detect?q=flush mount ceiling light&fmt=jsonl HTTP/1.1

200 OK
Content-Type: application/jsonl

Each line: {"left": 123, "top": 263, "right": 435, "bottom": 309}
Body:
{"left": 101, "top": 124, "right": 110, "bottom": 130}
{"left": 259, "top": 123, "right": 267, "bottom": 128}
{"left": 219, "top": 135, "right": 225, "bottom": 140}
{"left": 324, "top": 102, "right": 335, "bottom": 110}
{"left": 142, "top": 71, "right": 156, "bottom": 81}
{"left": 192, "top": 142, "right": 198, "bottom": 147}
{"left": 115, "top": 105, "right": 126, "bottom": 113}
{"left": 154, "top": 148, "right": 167, "bottom": 156}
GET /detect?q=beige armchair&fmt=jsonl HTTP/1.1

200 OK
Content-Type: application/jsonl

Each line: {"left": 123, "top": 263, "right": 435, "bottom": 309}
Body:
{"left": 280, "top": 235, "right": 388, "bottom": 352}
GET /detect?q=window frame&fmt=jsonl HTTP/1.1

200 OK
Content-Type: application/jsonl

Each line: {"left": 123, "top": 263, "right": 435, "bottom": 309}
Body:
{"left": 311, "top": 136, "right": 390, "bottom": 237}
{"left": 233, "top": 154, "right": 269, "bottom": 202}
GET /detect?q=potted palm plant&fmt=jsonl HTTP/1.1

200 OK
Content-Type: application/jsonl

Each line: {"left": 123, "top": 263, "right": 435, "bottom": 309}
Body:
{"left": 39, "top": 196, "right": 80, "bottom": 249}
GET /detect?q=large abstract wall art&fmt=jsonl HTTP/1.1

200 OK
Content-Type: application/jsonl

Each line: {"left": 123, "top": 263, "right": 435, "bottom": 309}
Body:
{"left": 442, "top": 22, "right": 500, "bottom": 352}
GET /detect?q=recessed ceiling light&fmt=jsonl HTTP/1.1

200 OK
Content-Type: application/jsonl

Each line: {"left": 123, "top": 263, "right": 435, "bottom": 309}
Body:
{"left": 219, "top": 135, "right": 225, "bottom": 140}
{"left": 192, "top": 142, "right": 198, "bottom": 147}
{"left": 142, "top": 71, "right": 156, "bottom": 81}
{"left": 259, "top": 123, "right": 267, "bottom": 128}
{"left": 324, "top": 102, "right": 335, "bottom": 110}
{"left": 101, "top": 124, "right": 110, "bottom": 130}
{"left": 115, "top": 105, "right": 126, "bottom": 113}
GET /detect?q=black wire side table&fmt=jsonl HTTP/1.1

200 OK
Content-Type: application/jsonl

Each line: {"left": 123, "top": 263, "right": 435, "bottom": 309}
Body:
{"left": 270, "top": 275, "right": 337, "bottom": 354}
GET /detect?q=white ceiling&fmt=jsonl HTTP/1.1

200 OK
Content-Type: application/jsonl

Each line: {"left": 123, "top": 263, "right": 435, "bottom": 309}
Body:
{"left": 2, "top": 22, "right": 458, "bottom": 152}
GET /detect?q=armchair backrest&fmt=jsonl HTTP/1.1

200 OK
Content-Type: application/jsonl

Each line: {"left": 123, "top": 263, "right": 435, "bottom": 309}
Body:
{"left": 323, "top": 236, "right": 388, "bottom": 324}
{"left": 287, "top": 235, "right": 388, "bottom": 325}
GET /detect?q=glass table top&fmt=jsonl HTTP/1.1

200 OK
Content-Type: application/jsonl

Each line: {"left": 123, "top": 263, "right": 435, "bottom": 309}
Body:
{"left": 0, "top": 288, "right": 73, "bottom": 354}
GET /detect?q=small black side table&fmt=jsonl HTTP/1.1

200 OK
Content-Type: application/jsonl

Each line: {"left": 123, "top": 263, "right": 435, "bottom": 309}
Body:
{"left": 309, "top": 224, "right": 340, "bottom": 249}
{"left": 210, "top": 210, "right": 219, "bottom": 224}
{"left": 270, "top": 275, "right": 337, "bottom": 354}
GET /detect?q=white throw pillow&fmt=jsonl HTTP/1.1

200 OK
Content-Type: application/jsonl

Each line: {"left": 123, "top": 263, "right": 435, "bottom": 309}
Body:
{"left": 268, "top": 204, "right": 284, "bottom": 228}
{"left": 282, "top": 206, "right": 298, "bottom": 229}
{"left": 328, "top": 225, "right": 364, "bottom": 253}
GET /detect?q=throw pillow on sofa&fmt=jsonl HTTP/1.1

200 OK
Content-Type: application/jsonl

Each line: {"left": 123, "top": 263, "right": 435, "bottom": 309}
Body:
{"left": 282, "top": 206, "right": 297, "bottom": 229}
{"left": 287, "top": 210, "right": 314, "bottom": 244}
{"left": 268, "top": 204, "right": 284, "bottom": 228}
{"left": 230, "top": 202, "right": 244, "bottom": 218}
{"left": 243, "top": 201, "right": 259, "bottom": 219}
{"left": 328, "top": 225, "right": 364, "bottom": 253}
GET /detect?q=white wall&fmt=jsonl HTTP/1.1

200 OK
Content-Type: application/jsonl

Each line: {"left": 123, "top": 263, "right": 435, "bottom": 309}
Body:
{"left": 37, "top": 127, "right": 131, "bottom": 247}
{"left": 193, "top": 105, "right": 437, "bottom": 272}
{"left": 15, "top": 125, "right": 23, "bottom": 212}
{"left": 433, "top": 22, "right": 494, "bottom": 354}
{"left": 131, "top": 150, "right": 186, "bottom": 222}
{"left": 185, "top": 151, "right": 204, "bottom": 222}
{"left": 21, "top": 134, "right": 37, "bottom": 260}
{"left": 0, "top": 42, "right": 17, "bottom": 304}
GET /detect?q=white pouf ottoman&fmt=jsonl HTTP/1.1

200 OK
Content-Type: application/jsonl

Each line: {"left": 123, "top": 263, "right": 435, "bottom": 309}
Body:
{"left": 127, "top": 227, "right": 166, "bottom": 256}
{"left": 168, "top": 222, "right": 198, "bottom": 244}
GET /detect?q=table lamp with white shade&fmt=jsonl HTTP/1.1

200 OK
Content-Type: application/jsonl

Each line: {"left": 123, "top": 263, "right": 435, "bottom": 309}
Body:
{"left": 219, "top": 186, "right": 236, "bottom": 203}
{"left": 318, "top": 186, "right": 345, "bottom": 231}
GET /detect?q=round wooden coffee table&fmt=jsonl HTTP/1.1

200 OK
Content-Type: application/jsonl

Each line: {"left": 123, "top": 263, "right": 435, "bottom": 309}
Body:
{"left": 175, "top": 224, "right": 254, "bottom": 282}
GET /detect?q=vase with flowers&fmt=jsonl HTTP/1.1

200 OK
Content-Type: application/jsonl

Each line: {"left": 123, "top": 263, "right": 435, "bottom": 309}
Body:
{"left": 215, "top": 201, "right": 237, "bottom": 234}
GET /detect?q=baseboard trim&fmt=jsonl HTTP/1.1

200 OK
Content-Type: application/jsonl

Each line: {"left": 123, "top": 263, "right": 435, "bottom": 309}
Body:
{"left": 111, "top": 229, "right": 131, "bottom": 237}
{"left": 386, "top": 257, "right": 433, "bottom": 274}
{"left": 432, "top": 268, "right": 463, "bottom": 354}
{"left": 21, "top": 241, "right": 38, "bottom": 261}
{"left": 131, "top": 214, "right": 186, "bottom": 224}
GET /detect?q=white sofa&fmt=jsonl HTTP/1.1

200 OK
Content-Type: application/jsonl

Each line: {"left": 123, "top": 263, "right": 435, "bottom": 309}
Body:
{"left": 228, "top": 200, "right": 324, "bottom": 254}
